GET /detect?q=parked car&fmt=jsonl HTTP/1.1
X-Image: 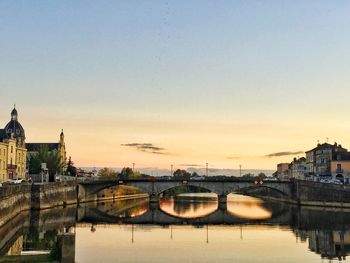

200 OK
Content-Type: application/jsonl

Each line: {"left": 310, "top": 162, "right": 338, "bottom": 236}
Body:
{"left": 55, "top": 175, "right": 61, "bottom": 182}
{"left": 331, "top": 179, "right": 343, "bottom": 185}
{"left": 7, "top": 178, "right": 26, "bottom": 184}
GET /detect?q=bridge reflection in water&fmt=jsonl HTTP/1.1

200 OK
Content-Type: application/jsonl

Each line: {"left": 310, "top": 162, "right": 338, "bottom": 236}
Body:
{"left": 3, "top": 194, "right": 350, "bottom": 262}
{"left": 78, "top": 194, "right": 288, "bottom": 225}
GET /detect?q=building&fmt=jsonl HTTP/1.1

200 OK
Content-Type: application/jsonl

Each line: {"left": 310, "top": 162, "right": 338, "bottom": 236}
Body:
{"left": 275, "top": 163, "right": 289, "bottom": 181}
{"left": 288, "top": 157, "right": 307, "bottom": 180}
{"left": 0, "top": 107, "right": 27, "bottom": 181}
{"left": 305, "top": 143, "right": 348, "bottom": 178}
{"left": 330, "top": 152, "right": 350, "bottom": 184}
{"left": 26, "top": 129, "right": 67, "bottom": 172}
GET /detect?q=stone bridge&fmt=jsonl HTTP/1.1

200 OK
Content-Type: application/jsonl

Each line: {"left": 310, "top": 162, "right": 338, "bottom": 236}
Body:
{"left": 77, "top": 179, "right": 295, "bottom": 204}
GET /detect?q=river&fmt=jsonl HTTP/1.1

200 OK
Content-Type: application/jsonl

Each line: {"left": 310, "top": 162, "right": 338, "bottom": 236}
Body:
{"left": 1, "top": 194, "right": 350, "bottom": 262}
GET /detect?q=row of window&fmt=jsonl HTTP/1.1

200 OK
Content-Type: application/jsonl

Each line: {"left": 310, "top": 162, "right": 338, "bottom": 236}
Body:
{"left": 0, "top": 160, "right": 5, "bottom": 170}
{"left": 6, "top": 128, "right": 21, "bottom": 135}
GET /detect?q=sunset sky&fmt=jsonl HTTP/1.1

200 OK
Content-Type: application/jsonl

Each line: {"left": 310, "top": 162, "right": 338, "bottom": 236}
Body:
{"left": 1, "top": 1, "right": 350, "bottom": 171}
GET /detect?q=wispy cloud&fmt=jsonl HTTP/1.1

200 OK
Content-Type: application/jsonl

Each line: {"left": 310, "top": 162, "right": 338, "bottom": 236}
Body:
{"left": 121, "top": 143, "right": 169, "bottom": 155}
{"left": 265, "top": 151, "right": 304, "bottom": 158}
{"left": 227, "top": 156, "right": 240, "bottom": 160}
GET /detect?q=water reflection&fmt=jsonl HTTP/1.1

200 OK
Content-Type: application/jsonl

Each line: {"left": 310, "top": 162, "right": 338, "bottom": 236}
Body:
{"left": 159, "top": 193, "right": 273, "bottom": 220}
{"left": 4, "top": 196, "right": 350, "bottom": 262}
{"left": 227, "top": 194, "right": 273, "bottom": 220}
{"left": 160, "top": 194, "right": 218, "bottom": 219}
{"left": 0, "top": 207, "right": 76, "bottom": 262}
{"left": 295, "top": 229, "right": 350, "bottom": 261}
{"left": 90, "top": 198, "right": 149, "bottom": 219}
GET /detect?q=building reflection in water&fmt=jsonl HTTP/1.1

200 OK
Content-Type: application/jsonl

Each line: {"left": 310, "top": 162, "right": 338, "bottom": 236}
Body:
{"left": 294, "top": 229, "right": 350, "bottom": 261}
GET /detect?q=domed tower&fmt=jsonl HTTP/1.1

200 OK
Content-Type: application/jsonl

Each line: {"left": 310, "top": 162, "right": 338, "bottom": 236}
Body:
{"left": 3, "top": 106, "right": 26, "bottom": 147}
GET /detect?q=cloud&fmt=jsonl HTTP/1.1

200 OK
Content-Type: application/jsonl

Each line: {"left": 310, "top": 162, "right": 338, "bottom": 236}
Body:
{"left": 265, "top": 151, "right": 304, "bottom": 158}
{"left": 121, "top": 143, "right": 169, "bottom": 155}
{"left": 227, "top": 156, "right": 240, "bottom": 160}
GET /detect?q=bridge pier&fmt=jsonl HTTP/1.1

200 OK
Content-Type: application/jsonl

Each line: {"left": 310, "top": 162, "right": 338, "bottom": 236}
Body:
{"left": 149, "top": 194, "right": 160, "bottom": 203}
{"left": 218, "top": 195, "right": 227, "bottom": 210}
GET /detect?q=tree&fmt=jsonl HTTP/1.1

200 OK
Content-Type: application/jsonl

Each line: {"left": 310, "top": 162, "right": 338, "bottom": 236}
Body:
{"left": 98, "top": 168, "right": 117, "bottom": 177}
{"left": 66, "top": 156, "right": 77, "bottom": 177}
{"left": 191, "top": 172, "right": 199, "bottom": 177}
{"left": 242, "top": 173, "right": 255, "bottom": 180}
{"left": 173, "top": 169, "right": 191, "bottom": 180}
{"left": 120, "top": 167, "right": 133, "bottom": 179}
{"left": 28, "top": 145, "right": 65, "bottom": 182}
{"left": 257, "top": 172, "right": 267, "bottom": 180}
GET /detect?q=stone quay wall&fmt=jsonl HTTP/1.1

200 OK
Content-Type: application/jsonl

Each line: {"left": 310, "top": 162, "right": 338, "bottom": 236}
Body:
{"left": 294, "top": 180, "right": 350, "bottom": 207}
{"left": 0, "top": 182, "right": 77, "bottom": 226}
{"left": 0, "top": 184, "right": 32, "bottom": 226}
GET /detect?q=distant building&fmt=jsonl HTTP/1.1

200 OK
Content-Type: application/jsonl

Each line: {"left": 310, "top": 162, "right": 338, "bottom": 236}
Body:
{"left": 305, "top": 143, "right": 347, "bottom": 178}
{"left": 288, "top": 157, "right": 307, "bottom": 180}
{"left": 0, "top": 107, "right": 27, "bottom": 181}
{"left": 330, "top": 152, "right": 350, "bottom": 184}
{"left": 275, "top": 163, "right": 289, "bottom": 181}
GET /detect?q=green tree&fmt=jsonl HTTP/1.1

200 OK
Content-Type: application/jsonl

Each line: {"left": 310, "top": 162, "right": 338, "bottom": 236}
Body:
{"left": 28, "top": 146, "right": 65, "bottom": 182}
{"left": 120, "top": 167, "right": 133, "bottom": 179}
{"left": 66, "top": 156, "right": 77, "bottom": 176}
{"left": 98, "top": 168, "right": 117, "bottom": 177}
{"left": 257, "top": 172, "right": 267, "bottom": 180}
{"left": 173, "top": 169, "right": 191, "bottom": 180}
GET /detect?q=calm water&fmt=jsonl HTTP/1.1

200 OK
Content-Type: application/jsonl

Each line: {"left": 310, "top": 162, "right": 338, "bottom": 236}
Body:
{"left": 1, "top": 194, "right": 350, "bottom": 262}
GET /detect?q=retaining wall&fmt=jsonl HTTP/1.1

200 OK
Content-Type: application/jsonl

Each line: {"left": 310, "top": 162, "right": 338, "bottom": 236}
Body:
{"left": 0, "top": 182, "right": 77, "bottom": 227}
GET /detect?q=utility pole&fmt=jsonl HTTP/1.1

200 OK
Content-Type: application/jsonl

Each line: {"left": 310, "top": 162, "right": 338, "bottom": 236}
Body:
{"left": 206, "top": 163, "right": 208, "bottom": 177}
{"left": 171, "top": 164, "right": 173, "bottom": 176}
{"left": 131, "top": 224, "right": 134, "bottom": 243}
{"left": 239, "top": 165, "right": 242, "bottom": 177}
{"left": 132, "top": 163, "right": 135, "bottom": 172}
{"left": 206, "top": 225, "right": 209, "bottom": 243}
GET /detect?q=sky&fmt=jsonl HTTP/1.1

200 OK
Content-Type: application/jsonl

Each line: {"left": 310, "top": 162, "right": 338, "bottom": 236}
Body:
{"left": 1, "top": 1, "right": 350, "bottom": 171}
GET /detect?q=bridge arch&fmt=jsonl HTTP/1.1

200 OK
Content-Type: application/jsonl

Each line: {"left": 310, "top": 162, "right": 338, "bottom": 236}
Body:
{"left": 231, "top": 185, "right": 289, "bottom": 200}
{"left": 158, "top": 184, "right": 217, "bottom": 197}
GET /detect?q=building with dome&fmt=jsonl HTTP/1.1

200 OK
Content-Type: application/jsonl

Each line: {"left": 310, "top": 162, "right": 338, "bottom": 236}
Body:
{"left": 0, "top": 107, "right": 27, "bottom": 181}
{"left": 0, "top": 107, "right": 67, "bottom": 182}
